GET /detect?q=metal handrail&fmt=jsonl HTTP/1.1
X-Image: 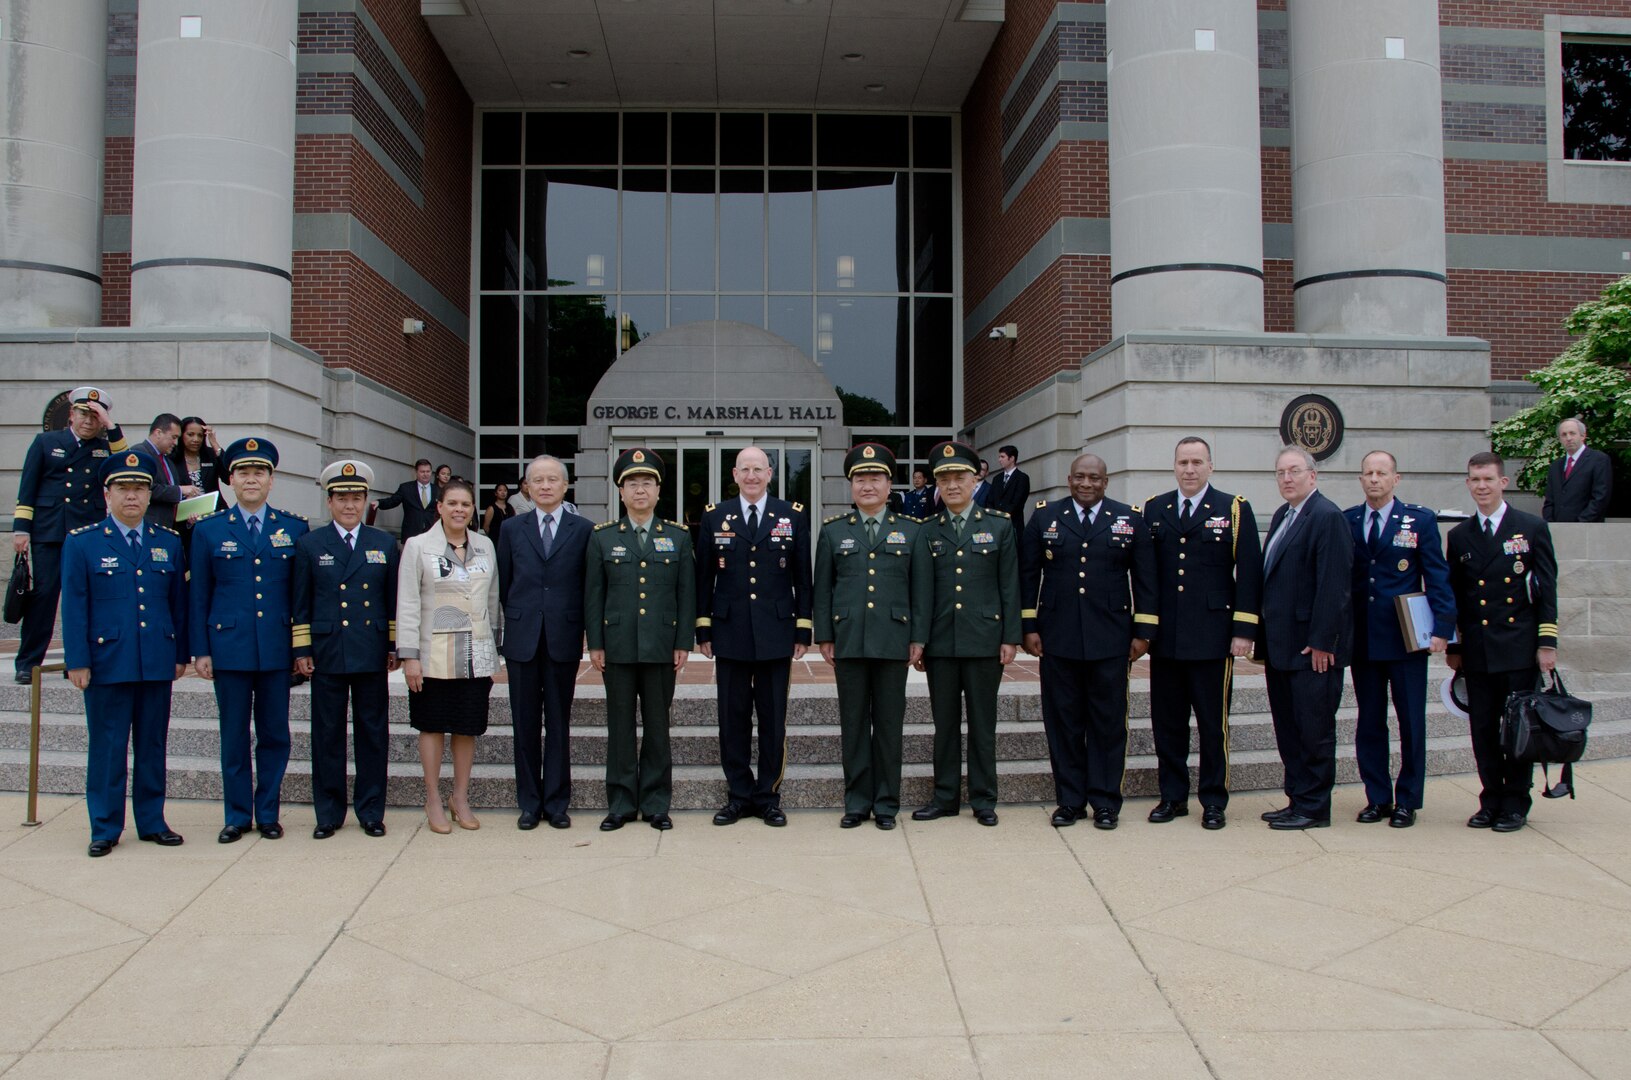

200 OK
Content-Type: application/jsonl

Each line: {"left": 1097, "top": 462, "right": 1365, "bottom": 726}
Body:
{"left": 22, "top": 662, "right": 66, "bottom": 827}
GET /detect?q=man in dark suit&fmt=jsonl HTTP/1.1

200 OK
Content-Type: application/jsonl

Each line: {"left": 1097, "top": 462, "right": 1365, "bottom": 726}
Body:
{"left": 986, "top": 445, "right": 1033, "bottom": 527}
{"left": 135, "top": 413, "right": 202, "bottom": 528}
{"left": 1258, "top": 446, "right": 1353, "bottom": 830}
{"left": 1446, "top": 451, "right": 1558, "bottom": 833}
{"left": 1144, "top": 436, "right": 1262, "bottom": 830}
{"left": 497, "top": 454, "right": 592, "bottom": 830}
{"left": 372, "top": 458, "right": 440, "bottom": 540}
{"left": 971, "top": 459, "right": 992, "bottom": 508}
{"left": 1021, "top": 452, "right": 1158, "bottom": 830}
{"left": 1542, "top": 418, "right": 1612, "bottom": 523}
{"left": 695, "top": 446, "right": 813, "bottom": 827}
{"left": 1345, "top": 451, "right": 1457, "bottom": 828}
{"left": 293, "top": 460, "right": 400, "bottom": 839}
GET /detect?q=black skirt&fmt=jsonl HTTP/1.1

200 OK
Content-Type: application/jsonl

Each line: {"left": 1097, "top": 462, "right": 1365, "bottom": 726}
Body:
{"left": 408, "top": 676, "right": 494, "bottom": 736}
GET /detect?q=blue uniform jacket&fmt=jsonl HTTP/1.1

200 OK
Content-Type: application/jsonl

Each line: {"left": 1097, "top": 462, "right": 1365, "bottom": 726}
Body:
{"left": 1345, "top": 501, "right": 1457, "bottom": 663}
{"left": 189, "top": 505, "right": 309, "bottom": 670}
{"left": 13, "top": 426, "right": 128, "bottom": 541}
{"left": 61, "top": 517, "right": 189, "bottom": 680}
{"left": 694, "top": 496, "right": 814, "bottom": 661}
{"left": 292, "top": 522, "right": 399, "bottom": 673}
{"left": 1020, "top": 496, "right": 1159, "bottom": 661}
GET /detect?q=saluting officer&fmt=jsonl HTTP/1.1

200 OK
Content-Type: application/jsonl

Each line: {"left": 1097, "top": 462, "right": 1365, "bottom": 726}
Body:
{"left": 1021, "top": 451, "right": 1158, "bottom": 830}
{"left": 12, "top": 386, "right": 129, "bottom": 684}
{"left": 694, "top": 446, "right": 813, "bottom": 827}
{"left": 293, "top": 460, "right": 399, "bottom": 839}
{"left": 190, "top": 438, "right": 309, "bottom": 843}
{"left": 62, "top": 450, "right": 189, "bottom": 857}
{"left": 585, "top": 448, "right": 695, "bottom": 831}
{"left": 913, "top": 441, "right": 1020, "bottom": 827}
{"left": 813, "top": 443, "right": 932, "bottom": 831}
{"left": 1143, "top": 437, "right": 1262, "bottom": 830}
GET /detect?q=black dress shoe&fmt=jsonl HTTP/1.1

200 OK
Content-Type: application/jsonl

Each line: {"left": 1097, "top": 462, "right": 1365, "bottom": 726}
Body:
{"left": 645, "top": 813, "right": 673, "bottom": 831}
{"left": 1050, "top": 806, "right": 1078, "bottom": 827}
{"left": 87, "top": 839, "right": 117, "bottom": 857}
{"left": 762, "top": 807, "right": 787, "bottom": 827}
{"left": 1356, "top": 802, "right": 1394, "bottom": 824}
{"left": 362, "top": 821, "right": 386, "bottom": 837}
{"left": 713, "top": 803, "right": 745, "bottom": 826}
{"left": 1492, "top": 811, "right": 1527, "bottom": 833}
{"left": 1467, "top": 809, "right": 1494, "bottom": 829}
{"left": 217, "top": 825, "right": 246, "bottom": 844}
{"left": 312, "top": 824, "right": 338, "bottom": 840}
{"left": 1388, "top": 808, "right": 1416, "bottom": 829}
{"left": 1201, "top": 807, "right": 1226, "bottom": 830}
{"left": 874, "top": 814, "right": 896, "bottom": 830}
{"left": 516, "top": 812, "right": 540, "bottom": 831}
{"left": 549, "top": 813, "right": 572, "bottom": 830}
{"left": 1260, "top": 805, "right": 1294, "bottom": 822}
{"left": 1093, "top": 808, "right": 1119, "bottom": 830}
{"left": 138, "top": 830, "right": 184, "bottom": 846}
{"left": 600, "top": 813, "right": 628, "bottom": 832}
{"left": 912, "top": 804, "right": 954, "bottom": 821}
{"left": 840, "top": 811, "right": 870, "bottom": 829}
{"left": 14, "top": 672, "right": 32, "bottom": 685}
{"left": 974, "top": 809, "right": 998, "bottom": 827}
{"left": 1148, "top": 800, "right": 1189, "bottom": 824}
{"left": 257, "top": 823, "right": 283, "bottom": 840}
{"left": 1268, "top": 812, "right": 1330, "bottom": 830}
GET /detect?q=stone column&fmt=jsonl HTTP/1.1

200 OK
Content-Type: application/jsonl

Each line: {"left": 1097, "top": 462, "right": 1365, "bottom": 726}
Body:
{"left": 129, "top": 0, "right": 296, "bottom": 333}
{"left": 1108, "top": 0, "right": 1263, "bottom": 335}
{"left": 0, "top": 0, "right": 108, "bottom": 327}
{"left": 1290, "top": 0, "right": 1448, "bottom": 336}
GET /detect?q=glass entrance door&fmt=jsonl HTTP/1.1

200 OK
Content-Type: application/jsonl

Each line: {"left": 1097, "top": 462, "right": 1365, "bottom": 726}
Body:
{"left": 608, "top": 435, "right": 819, "bottom": 532}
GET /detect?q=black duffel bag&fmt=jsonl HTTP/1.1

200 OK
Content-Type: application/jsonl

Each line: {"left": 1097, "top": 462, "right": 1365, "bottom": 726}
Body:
{"left": 3, "top": 551, "right": 30, "bottom": 625}
{"left": 1502, "top": 671, "right": 1590, "bottom": 799}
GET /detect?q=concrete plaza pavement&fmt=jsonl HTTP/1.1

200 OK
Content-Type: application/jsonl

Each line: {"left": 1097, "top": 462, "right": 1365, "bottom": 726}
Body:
{"left": 2, "top": 764, "right": 1631, "bottom": 1079}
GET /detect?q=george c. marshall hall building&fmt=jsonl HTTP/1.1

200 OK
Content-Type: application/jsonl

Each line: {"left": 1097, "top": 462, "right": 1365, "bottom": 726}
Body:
{"left": 4, "top": 0, "right": 1631, "bottom": 527}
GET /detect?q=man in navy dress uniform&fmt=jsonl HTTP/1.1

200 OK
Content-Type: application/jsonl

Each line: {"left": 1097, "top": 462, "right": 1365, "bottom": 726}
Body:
{"left": 1345, "top": 451, "right": 1457, "bottom": 828}
{"left": 61, "top": 450, "right": 189, "bottom": 857}
{"left": 190, "top": 438, "right": 309, "bottom": 843}
{"left": 694, "top": 446, "right": 813, "bottom": 827}
{"left": 293, "top": 460, "right": 399, "bottom": 839}
{"left": 1021, "top": 451, "right": 1158, "bottom": 830}
{"left": 12, "top": 385, "right": 129, "bottom": 683}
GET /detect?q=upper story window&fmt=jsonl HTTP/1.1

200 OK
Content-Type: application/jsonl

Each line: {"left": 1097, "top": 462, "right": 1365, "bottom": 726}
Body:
{"left": 1563, "top": 38, "right": 1631, "bottom": 161}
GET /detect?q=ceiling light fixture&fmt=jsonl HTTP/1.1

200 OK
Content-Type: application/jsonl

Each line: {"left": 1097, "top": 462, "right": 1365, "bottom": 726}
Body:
{"left": 568, "top": 48, "right": 590, "bottom": 58}
{"left": 864, "top": 83, "right": 885, "bottom": 92}
{"left": 842, "top": 52, "right": 863, "bottom": 62}
{"left": 549, "top": 80, "right": 571, "bottom": 89}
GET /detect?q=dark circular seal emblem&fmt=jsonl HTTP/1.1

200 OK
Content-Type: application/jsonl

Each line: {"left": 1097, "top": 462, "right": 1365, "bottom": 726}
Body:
{"left": 41, "top": 390, "right": 73, "bottom": 433}
{"left": 1279, "top": 394, "right": 1344, "bottom": 461}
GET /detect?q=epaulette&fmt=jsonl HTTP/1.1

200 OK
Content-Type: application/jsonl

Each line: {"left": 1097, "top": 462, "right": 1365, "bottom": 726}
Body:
{"left": 1132, "top": 503, "right": 1143, "bottom": 514}
{"left": 824, "top": 512, "right": 847, "bottom": 524}
{"left": 1235, "top": 494, "right": 1247, "bottom": 502}
{"left": 156, "top": 524, "right": 179, "bottom": 535}
{"left": 594, "top": 520, "right": 617, "bottom": 530}
{"left": 196, "top": 508, "right": 227, "bottom": 521}
{"left": 1036, "top": 499, "right": 1048, "bottom": 509}
{"left": 792, "top": 501, "right": 805, "bottom": 513}
{"left": 704, "top": 503, "right": 716, "bottom": 513}
{"left": 70, "top": 522, "right": 97, "bottom": 535}
{"left": 667, "top": 519, "right": 686, "bottom": 530}
{"left": 284, "top": 511, "right": 308, "bottom": 521}
{"left": 985, "top": 508, "right": 1009, "bottom": 519}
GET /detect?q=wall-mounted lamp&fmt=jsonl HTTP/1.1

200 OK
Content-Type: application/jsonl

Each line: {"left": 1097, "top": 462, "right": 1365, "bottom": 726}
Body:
{"left": 988, "top": 322, "right": 1018, "bottom": 341}
{"left": 403, "top": 318, "right": 426, "bottom": 334}
{"left": 587, "top": 253, "right": 605, "bottom": 287}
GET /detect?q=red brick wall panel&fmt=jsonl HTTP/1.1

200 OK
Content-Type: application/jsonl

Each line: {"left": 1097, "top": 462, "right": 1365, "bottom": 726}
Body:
{"left": 1450, "top": 268, "right": 1623, "bottom": 380}
{"left": 1441, "top": 2, "right": 1631, "bottom": 29}
{"left": 101, "top": 252, "right": 130, "bottom": 327}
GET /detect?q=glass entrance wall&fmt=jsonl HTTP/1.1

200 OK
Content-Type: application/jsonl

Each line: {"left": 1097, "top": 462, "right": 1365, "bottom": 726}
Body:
{"left": 475, "top": 111, "right": 961, "bottom": 508}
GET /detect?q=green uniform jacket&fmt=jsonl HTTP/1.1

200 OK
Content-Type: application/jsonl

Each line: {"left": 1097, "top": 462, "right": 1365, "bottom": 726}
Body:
{"left": 813, "top": 510, "right": 931, "bottom": 659}
{"left": 919, "top": 507, "right": 1021, "bottom": 657}
{"left": 585, "top": 516, "right": 696, "bottom": 663}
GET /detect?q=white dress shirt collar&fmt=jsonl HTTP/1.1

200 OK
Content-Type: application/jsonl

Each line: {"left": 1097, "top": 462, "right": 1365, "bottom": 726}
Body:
{"left": 1478, "top": 501, "right": 1509, "bottom": 534}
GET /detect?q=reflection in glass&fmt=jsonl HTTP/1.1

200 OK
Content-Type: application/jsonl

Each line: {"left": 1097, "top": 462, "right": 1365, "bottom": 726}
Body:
{"left": 786, "top": 447, "right": 812, "bottom": 507}
{"left": 480, "top": 170, "right": 520, "bottom": 290}
{"left": 719, "top": 294, "right": 763, "bottom": 328}
{"left": 768, "top": 295, "right": 812, "bottom": 357}
{"left": 525, "top": 170, "right": 616, "bottom": 291}
{"left": 768, "top": 172, "right": 813, "bottom": 292}
{"left": 913, "top": 297, "right": 954, "bottom": 427}
{"left": 621, "top": 171, "right": 666, "bottom": 291}
{"left": 617, "top": 296, "right": 665, "bottom": 352}
{"left": 913, "top": 173, "right": 953, "bottom": 294}
{"left": 817, "top": 296, "right": 903, "bottom": 425}
{"left": 480, "top": 294, "right": 520, "bottom": 426}
{"left": 720, "top": 171, "right": 765, "bottom": 291}
{"left": 526, "top": 294, "right": 616, "bottom": 426}
{"left": 818, "top": 173, "right": 906, "bottom": 292}
{"left": 670, "top": 170, "right": 716, "bottom": 292}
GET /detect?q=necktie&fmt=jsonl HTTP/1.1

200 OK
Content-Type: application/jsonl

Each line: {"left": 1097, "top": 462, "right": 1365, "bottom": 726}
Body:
{"left": 1180, "top": 499, "right": 1192, "bottom": 528}
{"left": 248, "top": 515, "right": 260, "bottom": 538}
{"left": 126, "top": 528, "right": 142, "bottom": 555}
{"left": 1266, "top": 506, "right": 1295, "bottom": 567}
{"left": 746, "top": 505, "right": 759, "bottom": 536}
{"left": 541, "top": 512, "right": 554, "bottom": 557}
{"left": 346, "top": 532, "right": 355, "bottom": 550}
{"left": 953, "top": 514, "right": 965, "bottom": 538}
{"left": 1484, "top": 518, "right": 1494, "bottom": 539}
{"left": 1565, "top": 455, "right": 1576, "bottom": 480}
{"left": 421, "top": 484, "right": 429, "bottom": 507}
{"left": 637, "top": 526, "right": 648, "bottom": 551}
{"left": 866, "top": 518, "right": 878, "bottom": 545}
{"left": 1367, "top": 511, "right": 1382, "bottom": 552}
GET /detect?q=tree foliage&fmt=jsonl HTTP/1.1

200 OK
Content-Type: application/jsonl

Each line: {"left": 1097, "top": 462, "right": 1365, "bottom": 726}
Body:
{"left": 1490, "top": 275, "right": 1631, "bottom": 492}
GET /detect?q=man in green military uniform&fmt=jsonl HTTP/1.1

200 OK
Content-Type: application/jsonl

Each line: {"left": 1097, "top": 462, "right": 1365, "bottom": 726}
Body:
{"left": 586, "top": 448, "right": 696, "bottom": 831}
{"left": 814, "top": 443, "right": 932, "bottom": 830}
{"left": 913, "top": 440, "right": 1021, "bottom": 826}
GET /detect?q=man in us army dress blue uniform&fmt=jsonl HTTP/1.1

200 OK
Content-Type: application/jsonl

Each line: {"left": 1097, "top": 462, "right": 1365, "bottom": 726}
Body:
{"left": 62, "top": 450, "right": 189, "bottom": 857}
{"left": 190, "top": 438, "right": 309, "bottom": 843}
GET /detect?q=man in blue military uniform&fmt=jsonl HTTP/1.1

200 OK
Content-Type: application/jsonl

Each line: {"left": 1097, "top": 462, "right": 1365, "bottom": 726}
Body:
{"left": 1021, "top": 451, "right": 1158, "bottom": 830}
{"left": 695, "top": 446, "right": 813, "bottom": 827}
{"left": 12, "top": 386, "right": 129, "bottom": 684}
{"left": 1346, "top": 451, "right": 1457, "bottom": 828}
{"left": 61, "top": 450, "right": 189, "bottom": 857}
{"left": 293, "top": 460, "right": 399, "bottom": 839}
{"left": 190, "top": 437, "right": 309, "bottom": 843}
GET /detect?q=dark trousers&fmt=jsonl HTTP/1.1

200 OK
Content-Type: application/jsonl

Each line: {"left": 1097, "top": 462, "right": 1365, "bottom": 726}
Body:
{"left": 1465, "top": 667, "right": 1538, "bottom": 816}
{"left": 84, "top": 680, "right": 172, "bottom": 841}
{"left": 213, "top": 668, "right": 292, "bottom": 827}
{"left": 309, "top": 670, "right": 389, "bottom": 827}
{"left": 508, "top": 653, "right": 578, "bottom": 818}
{"left": 604, "top": 661, "right": 675, "bottom": 817}
{"left": 715, "top": 656, "right": 790, "bottom": 811}
{"left": 1039, "top": 653, "right": 1129, "bottom": 813}
{"left": 1352, "top": 652, "right": 1429, "bottom": 810}
{"left": 924, "top": 656, "right": 1002, "bottom": 811}
{"left": 16, "top": 540, "right": 62, "bottom": 675}
{"left": 1264, "top": 660, "right": 1344, "bottom": 819}
{"left": 834, "top": 658, "right": 907, "bottom": 816}
{"left": 1150, "top": 656, "right": 1233, "bottom": 809}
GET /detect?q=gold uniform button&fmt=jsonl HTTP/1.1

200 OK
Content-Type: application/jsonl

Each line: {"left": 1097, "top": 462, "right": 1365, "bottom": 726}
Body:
{"left": 953, "top": 585, "right": 960, "bottom": 592}
{"left": 1481, "top": 619, "right": 1488, "bottom": 626}
{"left": 1078, "top": 587, "right": 1085, "bottom": 594}
{"left": 362, "top": 583, "right": 368, "bottom": 589}
{"left": 750, "top": 593, "right": 757, "bottom": 600}
{"left": 364, "top": 601, "right": 370, "bottom": 607}
{"left": 1509, "top": 617, "right": 1516, "bottom": 623}
{"left": 869, "top": 585, "right": 877, "bottom": 592}
{"left": 1179, "top": 553, "right": 1185, "bottom": 560}
{"left": 137, "top": 587, "right": 144, "bottom": 594}
{"left": 1179, "top": 537, "right": 1186, "bottom": 544}
{"left": 255, "top": 559, "right": 261, "bottom": 565}
{"left": 139, "top": 621, "right": 146, "bottom": 627}
{"left": 867, "top": 601, "right": 875, "bottom": 609}
{"left": 138, "top": 604, "right": 145, "bottom": 611}
{"left": 639, "top": 577, "right": 647, "bottom": 584}
{"left": 1507, "top": 597, "right": 1514, "bottom": 603}
{"left": 135, "top": 569, "right": 142, "bottom": 576}
{"left": 257, "top": 612, "right": 264, "bottom": 618}
{"left": 1478, "top": 580, "right": 1484, "bottom": 587}
{"left": 639, "top": 592, "right": 647, "bottom": 599}
{"left": 955, "top": 602, "right": 963, "bottom": 609}
{"left": 342, "top": 619, "right": 348, "bottom": 626}
{"left": 339, "top": 601, "right": 346, "bottom": 608}
{"left": 957, "top": 550, "right": 964, "bottom": 557}
{"left": 639, "top": 608, "right": 646, "bottom": 615}
{"left": 867, "top": 568, "right": 876, "bottom": 576}
{"left": 1479, "top": 599, "right": 1486, "bottom": 606}
{"left": 258, "top": 593, "right": 265, "bottom": 600}
{"left": 1504, "top": 577, "right": 1511, "bottom": 584}
{"left": 750, "top": 577, "right": 757, "bottom": 584}
{"left": 1178, "top": 569, "right": 1185, "bottom": 576}
{"left": 868, "top": 552, "right": 876, "bottom": 560}
{"left": 97, "top": 637, "right": 104, "bottom": 644}
{"left": 256, "top": 576, "right": 262, "bottom": 582}
{"left": 640, "top": 561, "right": 648, "bottom": 568}
{"left": 750, "top": 561, "right": 757, "bottom": 568}
{"left": 1178, "top": 585, "right": 1185, "bottom": 593}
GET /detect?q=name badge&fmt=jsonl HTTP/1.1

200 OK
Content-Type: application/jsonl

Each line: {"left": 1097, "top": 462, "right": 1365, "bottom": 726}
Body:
{"left": 366, "top": 549, "right": 387, "bottom": 564}
{"left": 716, "top": 534, "right": 734, "bottom": 548}
{"left": 1043, "top": 522, "right": 1060, "bottom": 541}
{"left": 318, "top": 553, "right": 336, "bottom": 566}
{"left": 653, "top": 536, "right": 675, "bottom": 552}
{"left": 150, "top": 547, "right": 169, "bottom": 562}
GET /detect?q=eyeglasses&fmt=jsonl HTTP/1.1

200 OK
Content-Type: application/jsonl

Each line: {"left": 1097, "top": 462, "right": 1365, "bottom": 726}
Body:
{"left": 1274, "top": 467, "right": 1310, "bottom": 479}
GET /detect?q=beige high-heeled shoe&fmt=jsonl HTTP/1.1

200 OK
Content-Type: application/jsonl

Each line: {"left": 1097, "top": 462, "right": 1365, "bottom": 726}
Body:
{"left": 450, "top": 801, "right": 480, "bottom": 830}
{"left": 426, "top": 801, "right": 452, "bottom": 835}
